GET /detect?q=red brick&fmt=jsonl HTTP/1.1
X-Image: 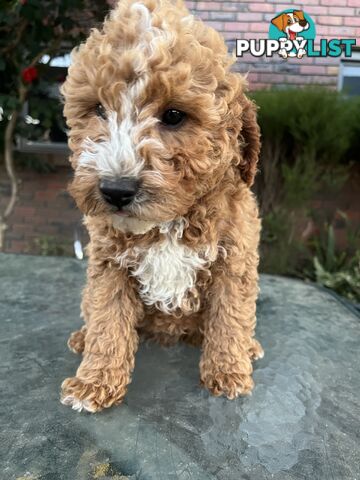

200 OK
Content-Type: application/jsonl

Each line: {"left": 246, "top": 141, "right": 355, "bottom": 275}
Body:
{"left": 248, "top": 3, "right": 275, "bottom": 12}
{"left": 47, "top": 182, "right": 67, "bottom": 190}
{"left": 247, "top": 72, "right": 259, "bottom": 82}
{"left": 195, "top": 2, "right": 221, "bottom": 10}
{"left": 344, "top": 16, "right": 360, "bottom": 26}
{"left": 257, "top": 73, "right": 286, "bottom": 83}
{"left": 8, "top": 240, "right": 29, "bottom": 252}
{"left": 321, "top": 0, "right": 348, "bottom": 4}
{"left": 315, "top": 25, "right": 330, "bottom": 36}
{"left": 328, "top": 25, "right": 356, "bottom": 35}
{"left": 34, "top": 191, "right": 58, "bottom": 202}
{"left": 313, "top": 56, "right": 339, "bottom": 65}
{"left": 224, "top": 21, "right": 250, "bottom": 31}
{"left": 5, "top": 230, "right": 24, "bottom": 241}
{"left": 328, "top": 6, "right": 355, "bottom": 14}
{"left": 209, "top": 11, "right": 236, "bottom": 21}
{"left": 197, "top": 11, "right": 210, "bottom": 20}
{"left": 300, "top": 65, "right": 328, "bottom": 75}
{"left": 12, "top": 224, "right": 35, "bottom": 234}
{"left": 205, "top": 20, "right": 224, "bottom": 30}
{"left": 264, "top": 13, "right": 277, "bottom": 22}
{"left": 318, "top": 15, "right": 343, "bottom": 25}
{"left": 13, "top": 206, "right": 36, "bottom": 217}
{"left": 242, "top": 31, "right": 267, "bottom": 40}
{"left": 305, "top": 6, "right": 329, "bottom": 15}
{"left": 308, "top": 75, "right": 338, "bottom": 85}
{"left": 327, "top": 66, "right": 340, "bottom": 75}
{"left": 222, "top": 2, "right": 246, "bottom": 12}
{"left": 251, "top": 82, "right": 270, "bottom": 90}
{"left": 35, "top": 225, "right": 60, "bottom": 235}
{"left": 237, "top": 12, "right": 263, "bottom": 21}
{"left": 250, "top": 22, "right": 269, "bottom": 32}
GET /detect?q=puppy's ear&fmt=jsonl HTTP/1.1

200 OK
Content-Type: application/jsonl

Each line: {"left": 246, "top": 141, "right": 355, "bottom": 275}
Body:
{"left": 293, "top": 10, "right": 305, "bottom": 21}
{"left": 271, "top": 13, "right": 287, "bottom": 32}
{"left": 237, "top": 97, "right": 261, "bottom": 187}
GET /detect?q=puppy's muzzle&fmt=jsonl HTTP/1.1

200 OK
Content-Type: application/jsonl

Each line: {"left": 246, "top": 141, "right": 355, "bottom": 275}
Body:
{"left": 99, "top": 177, "right": 139, "bottom": 209}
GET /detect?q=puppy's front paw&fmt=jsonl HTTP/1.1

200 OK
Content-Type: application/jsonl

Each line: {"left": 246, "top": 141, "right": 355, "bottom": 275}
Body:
{"left": 60, "top": 376, "right": 125, "bottom": 413}
{"left": 201, "top": 370, "right": 254, "bottom": 399}
{"left": 248, "top": 338, "right": 264, "bottom": 361}
{"left": 67, "top": 327, "right": 87, "bottom": 354}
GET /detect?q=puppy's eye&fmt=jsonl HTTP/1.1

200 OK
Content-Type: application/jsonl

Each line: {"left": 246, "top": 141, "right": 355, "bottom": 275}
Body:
{"left": 161, "top": 109, "right": 186, "bottom": 127}
{"left": 95, "top": 103, "right": 107, "bottom": 120}
{"left": 287, "top": 18, "right": 292, "bottom": 24}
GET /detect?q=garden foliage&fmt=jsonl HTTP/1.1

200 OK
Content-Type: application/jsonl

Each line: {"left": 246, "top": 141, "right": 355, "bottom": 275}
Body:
{"left": 0, "top": 0, "right": 109, "bottom": 147}
{"left": 252, "top": 88, "right": 360, "bottom": 302}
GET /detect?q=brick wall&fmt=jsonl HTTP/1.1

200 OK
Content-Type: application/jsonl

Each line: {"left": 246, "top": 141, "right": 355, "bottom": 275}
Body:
{"left": 186, "top": 0, "right": 359, "bottom": 89}
{"left": 0, "top": 165, "right": 83, "bottom": 255}
{"left": 1, "top": 161, "right": 359, "bottom": 255}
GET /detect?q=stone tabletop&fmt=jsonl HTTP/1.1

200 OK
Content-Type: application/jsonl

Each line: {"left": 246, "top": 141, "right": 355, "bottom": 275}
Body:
{"left": 0, "top": 253, "right": 359, "bottom": 480}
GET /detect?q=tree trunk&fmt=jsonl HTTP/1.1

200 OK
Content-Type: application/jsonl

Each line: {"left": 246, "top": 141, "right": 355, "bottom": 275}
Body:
{"left": 0, "top": 84, "right": 27, "bottom": 250}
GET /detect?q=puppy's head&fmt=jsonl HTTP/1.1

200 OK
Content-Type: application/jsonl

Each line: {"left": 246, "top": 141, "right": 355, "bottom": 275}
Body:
{"left": 62, "top": 0, "right": 260, "bottom": 226}
{"left": 271, "top": 10, "right": 309, "bottom": 40}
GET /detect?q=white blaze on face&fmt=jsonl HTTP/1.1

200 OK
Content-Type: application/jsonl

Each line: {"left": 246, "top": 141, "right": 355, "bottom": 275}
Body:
{"left": 79, "top": 3, "right": 177, "bottom": 189}
{"left": 78, "top": 2, "right": 183, "bottom": 180}
{"left": 78, "top": 89, "right": 144, "bottom": 178}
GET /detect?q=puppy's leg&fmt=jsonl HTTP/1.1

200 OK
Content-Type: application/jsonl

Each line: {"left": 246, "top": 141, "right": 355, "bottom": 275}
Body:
{"left": 67, "top": 282, "right": 92, "bottom": 354}
{"left": 61, "top": 266, "right": 142, "bottom": 412}
{"left": 200, "top": 254, "right": 263, "bottom": 399}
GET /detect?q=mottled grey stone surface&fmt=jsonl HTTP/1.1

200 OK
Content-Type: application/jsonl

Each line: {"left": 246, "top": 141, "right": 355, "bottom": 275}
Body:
{"left": 0, "top": 253, "right": 359, "bottom": 480}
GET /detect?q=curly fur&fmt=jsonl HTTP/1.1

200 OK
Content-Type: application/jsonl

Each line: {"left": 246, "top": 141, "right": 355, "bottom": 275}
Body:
{"left": 60, "top": 0, "right": 263, "bottom": 412}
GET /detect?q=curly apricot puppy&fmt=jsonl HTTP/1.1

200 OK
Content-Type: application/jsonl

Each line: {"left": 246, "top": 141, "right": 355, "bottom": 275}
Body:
{"left": 61, "top": 0, "right": 263, "bottom": 412}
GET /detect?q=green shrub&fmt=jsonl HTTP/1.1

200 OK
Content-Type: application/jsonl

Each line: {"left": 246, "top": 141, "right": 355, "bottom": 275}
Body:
{"left": 251, "top": 88, "right": 354, "bottom": 215}
{"left": 251, "top": 88, "right": 360, "bottom": 302}
{"left": 33, "top": 235, "right": 73, "bottom": 257}
{"left": 260, "top": 207, "right": 309, "bottom": 276}
{"left": 310, "top": 219, "right": 360, "bottom": 302}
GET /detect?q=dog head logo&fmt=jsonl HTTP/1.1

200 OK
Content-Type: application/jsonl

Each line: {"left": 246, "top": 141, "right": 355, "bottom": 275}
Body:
{"left": 269, "top": 9, "right": 316, "bottom": 58}
{"left": 271, "top": 10, "right": 309, "bottom": 41}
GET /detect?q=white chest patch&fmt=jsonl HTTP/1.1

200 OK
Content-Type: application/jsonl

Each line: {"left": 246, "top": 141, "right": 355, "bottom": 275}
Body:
{"left": 132, "top": 238, "right": 207, "bottom": 313}
{"left": 116, "top": 222, "right": 215, "bottom": 314}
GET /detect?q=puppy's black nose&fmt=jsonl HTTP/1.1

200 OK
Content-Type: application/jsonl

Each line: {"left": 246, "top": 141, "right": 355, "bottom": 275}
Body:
{"left": 99, "top": 177, "right": 139, "bottom": 209}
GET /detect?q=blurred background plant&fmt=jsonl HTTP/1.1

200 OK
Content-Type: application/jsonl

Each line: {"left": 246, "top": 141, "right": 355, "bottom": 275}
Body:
{"left": 311, "top": 219, "right": 360, "bottom": 302}
{"left": 252, "top": 88, "right": 360, "bottom": 303}
{"left": 0, "top": 0, "right": 109, "bottom": 248}
{"left": 32, "top": 235, "right": 73, "bottom": 257}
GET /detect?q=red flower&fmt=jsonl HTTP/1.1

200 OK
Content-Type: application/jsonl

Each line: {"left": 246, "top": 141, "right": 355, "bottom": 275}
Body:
{"left": 20, "top": 0, "right": 27, "bottom": 4}
{"left": 21, "top": 66, "right": 38, "bottom": 84}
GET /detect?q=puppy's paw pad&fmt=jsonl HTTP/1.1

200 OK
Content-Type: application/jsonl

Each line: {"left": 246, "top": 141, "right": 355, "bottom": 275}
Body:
{"left": 248, "top": 339, "right": 264, "bottom": 361}
{"left": 61, "top": 394, "right": 96, "bottom": 413}
{"left": 67, "top": 328, "right": 86, "bottom": 354}
{"left": 61, "top": 377, "right": 100, "bottom": 412}
{"left": 61, "top": 376, "right": 125, "bottom": 413}
{"left": 201, "top": 372, "right": 254, "bottom": 399}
